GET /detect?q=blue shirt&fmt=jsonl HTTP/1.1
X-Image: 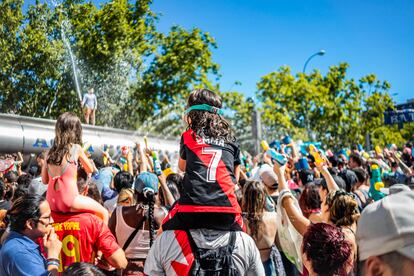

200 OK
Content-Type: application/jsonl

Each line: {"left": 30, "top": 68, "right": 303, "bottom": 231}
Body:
{"left": 0, "top": 231, "right": 48, "bottom": 276}
{"left": 92, "top": 167, "right": 117, "bottom": 201}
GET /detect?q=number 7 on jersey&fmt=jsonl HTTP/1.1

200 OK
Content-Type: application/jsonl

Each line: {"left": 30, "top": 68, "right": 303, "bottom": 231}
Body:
{"left": 202, "top": 147, "right": 222, "bottom": 182}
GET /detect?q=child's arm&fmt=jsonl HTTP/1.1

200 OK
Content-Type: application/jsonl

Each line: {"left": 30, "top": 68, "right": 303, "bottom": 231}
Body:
{"left": 78, "top": 145, "right": 94, "bottom": 174}
{"left": 41, "top": 153, "right": 49, "bottom": 184}
{"left": 274, "top": 160, "right": 310, "bottom": 236}
{"left": 234, "top": 165, "right": 240, "bottom": 183}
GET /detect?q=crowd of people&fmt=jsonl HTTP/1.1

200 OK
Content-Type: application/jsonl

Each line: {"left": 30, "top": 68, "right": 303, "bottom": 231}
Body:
{"left": 0, "top": 88, "right": 413, "bottom": 276}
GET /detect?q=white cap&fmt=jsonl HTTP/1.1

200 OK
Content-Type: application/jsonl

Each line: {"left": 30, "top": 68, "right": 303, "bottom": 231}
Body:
{"left": 356, "top": 191, "right": 414, "bottom": 261}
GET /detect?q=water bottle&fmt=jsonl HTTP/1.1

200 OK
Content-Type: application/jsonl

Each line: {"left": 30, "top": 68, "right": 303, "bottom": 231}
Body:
{"left": 261, "top": 140, "right": 287, "bottom": 166}
{"left": 282, "top": 135, "right": 292, "bottom": 145}
{"left": 370, "top": 164, "right": 385, "bottom": 201}
{"left": 309, "top": 144, "right": 324, "bottom": 166}
{"left": 152, "top": 151, "right": 162, "bottom": 176}
{"left": 119, "top": 156, "right": 128, "bottom": 172}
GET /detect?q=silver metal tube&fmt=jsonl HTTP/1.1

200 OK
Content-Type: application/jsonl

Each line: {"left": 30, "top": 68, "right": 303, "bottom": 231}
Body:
{"left": 0, "top": 113, "right": 179, "bottom": 160}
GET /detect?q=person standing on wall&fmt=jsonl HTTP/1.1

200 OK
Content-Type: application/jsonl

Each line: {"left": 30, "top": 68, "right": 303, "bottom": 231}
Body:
{"left": 81, "top": 87, "right": 97, "bottom": 125}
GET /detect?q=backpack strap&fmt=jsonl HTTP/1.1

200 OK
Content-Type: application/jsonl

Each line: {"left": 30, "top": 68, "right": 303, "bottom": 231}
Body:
{"left": 186, "top": 230, "right": 198, "bottom": 254}
{"left": 227, "top": 231, "right": 237, "bottom": 253}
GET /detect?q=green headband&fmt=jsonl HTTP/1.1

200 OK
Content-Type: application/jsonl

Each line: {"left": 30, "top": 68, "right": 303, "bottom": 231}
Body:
{"left": 185, "top": 104, "right": 224, "bottom": 115}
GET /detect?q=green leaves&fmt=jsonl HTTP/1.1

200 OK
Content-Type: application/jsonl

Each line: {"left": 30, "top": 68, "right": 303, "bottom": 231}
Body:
{"left": 0, "top": 0, "right": 219, "bottom": 130}
{"left": 255, "top": 63, "right": 404, "bottom": 149}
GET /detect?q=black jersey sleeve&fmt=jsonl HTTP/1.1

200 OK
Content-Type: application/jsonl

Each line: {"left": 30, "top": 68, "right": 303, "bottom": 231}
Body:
{"left": 233, "top": 143, "right": 241, "bottom": 166}
{"left": 180, "top": 134, "right": 187, "bottom": 160}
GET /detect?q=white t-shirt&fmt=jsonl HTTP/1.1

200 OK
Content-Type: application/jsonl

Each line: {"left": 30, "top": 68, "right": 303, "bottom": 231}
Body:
{"left": 144, "top": 229, "right": 265, "bottom": 276}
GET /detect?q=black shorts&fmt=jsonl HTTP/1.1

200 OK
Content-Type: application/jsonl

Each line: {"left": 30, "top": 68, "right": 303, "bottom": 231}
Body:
{"left": 162, "top": 211, "right": 244, "bottom": 231}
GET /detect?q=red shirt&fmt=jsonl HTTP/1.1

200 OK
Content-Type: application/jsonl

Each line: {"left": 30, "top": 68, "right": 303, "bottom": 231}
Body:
{"left": 52, "top": 212, "right": 120, "bottom": 272}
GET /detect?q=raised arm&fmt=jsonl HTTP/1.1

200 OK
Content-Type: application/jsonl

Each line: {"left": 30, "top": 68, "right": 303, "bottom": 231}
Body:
{"left": 317, "top": 162, "right": 339, "bottom": 192}
{"left": 78, "top": 146, "right": 94, "bottom": 174}
{"left": 274, "top": 161, "right": 310, "bottom": 236}
{"left": 136, "top": 143, "right": 148, "bottom": 173}
{"left": 41, "top": 152, "right": 49, "bottom": 184}
{"left": 158, "top": 174, "right": 176, "bottom": 206}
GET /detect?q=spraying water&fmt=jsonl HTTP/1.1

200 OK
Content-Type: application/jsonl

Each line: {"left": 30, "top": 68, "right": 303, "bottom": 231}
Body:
{"left": 61, "top": 24, "right": 82, "bottom": 102}
{"left": 48, "top": 0, "right": 82, "bottom": 102}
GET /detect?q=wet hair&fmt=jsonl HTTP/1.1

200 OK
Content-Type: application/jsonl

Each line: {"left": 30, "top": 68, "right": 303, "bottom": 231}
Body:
{"left": 349, "top": 153, "right": 363, "bottom": 167}
{"left": 241, "top": 180, "right": 266, "bottom": 242}
{"left": 7, "top": 194, "right": 46, "bottom": 232}
{"left": 62, "top": 262, "right": 105, "bottom": 276}
{"left": 47, "top": 112, "right": 83, "bottom": 166}
{"left": 113, "top": 171, "right": 133, "bottom": 193}
{"left": 186, "top": 89, "right": 235, "bottom": 142}
{"left": 326, "top": 190, "right": 360, "bottom": 227}
{"left": 17, "top": 174, "right": 33, "bottom": 189}
{"left": 303, "top": 223, "right": 352, "bottom": 276}
{"left": 299, "top": 183, "right": 321, "bottom": 216}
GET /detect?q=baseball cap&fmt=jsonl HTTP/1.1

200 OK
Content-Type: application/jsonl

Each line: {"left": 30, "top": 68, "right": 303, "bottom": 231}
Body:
{"left": 134, "top": 172, "right": 159, "bottom": 195}
{"left": 298, "top": 169, "right": 315, "bottom": 185}
{"left": 356, "top": 191, "right": 414, "bottom": 261}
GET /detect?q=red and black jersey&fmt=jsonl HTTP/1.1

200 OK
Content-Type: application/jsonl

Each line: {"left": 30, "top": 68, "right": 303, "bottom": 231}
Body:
{"left": 162, "top": 129, "right": 244, "bottom": 231}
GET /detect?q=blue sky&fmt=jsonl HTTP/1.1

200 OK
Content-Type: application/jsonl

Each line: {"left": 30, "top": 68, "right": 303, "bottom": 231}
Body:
{"left": 25, "top": 0, "right": 414, "bottom": 103}
{"left": 149, "top": 0, "right": 413, "bottom": 103}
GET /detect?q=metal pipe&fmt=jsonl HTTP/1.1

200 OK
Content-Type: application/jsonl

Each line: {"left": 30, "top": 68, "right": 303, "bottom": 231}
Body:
{"left": 0, "top": 113, "right": 179, "bottom": 161}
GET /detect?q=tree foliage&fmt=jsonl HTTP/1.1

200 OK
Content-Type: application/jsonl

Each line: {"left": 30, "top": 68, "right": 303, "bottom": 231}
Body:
{"left": 0, "top": 0, "right": 219, "bottom": 129}
{"left": 0, "top": 0, "right": 409, "bottom": 149}
{"left": 254, "top": 63, "right": 407, "bottom": 149}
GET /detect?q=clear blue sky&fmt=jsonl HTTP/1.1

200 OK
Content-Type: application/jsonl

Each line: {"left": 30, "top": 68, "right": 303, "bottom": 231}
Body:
{"left": 149, "top": 0, "right": 413, "bottom": 103}
{"left": 25, "top": 0, "right": 414, "bottom": 103}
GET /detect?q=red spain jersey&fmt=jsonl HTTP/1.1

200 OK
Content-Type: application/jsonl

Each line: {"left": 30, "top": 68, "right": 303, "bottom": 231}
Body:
{"left": 51, "top": 212, "right": 120, "bottom": 272}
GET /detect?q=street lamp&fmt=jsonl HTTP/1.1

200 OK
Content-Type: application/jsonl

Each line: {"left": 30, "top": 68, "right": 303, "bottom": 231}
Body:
{"left": 302, "top": 50, "right": 325, "bottom": 140}
{"left": 303, "top": 50, "right": 326, "bottom": 73}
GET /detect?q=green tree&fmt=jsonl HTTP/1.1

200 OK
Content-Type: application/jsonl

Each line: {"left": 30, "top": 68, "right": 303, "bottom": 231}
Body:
{"left": 256, "top": 63, "right": 400, "bottom": 149}
{"left": 0, "top": 0, "right": 220, "bottom": 132}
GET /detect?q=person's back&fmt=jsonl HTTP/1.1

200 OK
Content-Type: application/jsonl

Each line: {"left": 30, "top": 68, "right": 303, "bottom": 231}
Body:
{"left": 255, "top": 212, "right": 277, "bottom": 256}
{"left": 52, "top": 212, "right": 126, "bottom": 272}
{"left": 42, "top": 112, "right": 108, "bottom": 223}
{"left": 144, "top": 229, "right": 264, "bottom": 276}
{"left": 242, "top": 180, "right": 284, "bottom": 275}
{"left": 46, "top": 144, "right": 80, "bottom": 212}
{"left": 162, "top": 89, "right": 243, "bottom": 232}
